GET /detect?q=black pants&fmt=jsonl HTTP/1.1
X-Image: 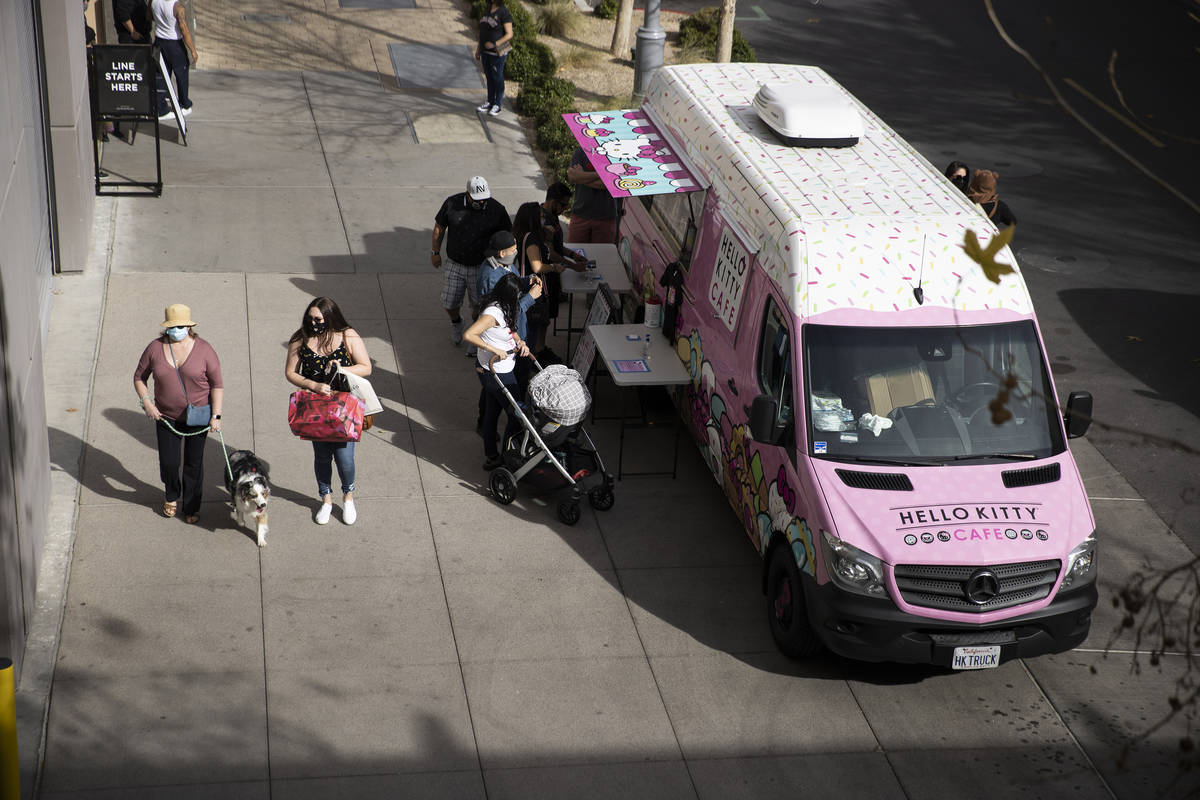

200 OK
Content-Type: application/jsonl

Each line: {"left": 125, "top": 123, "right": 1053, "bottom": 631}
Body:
{"left": 156, "top": 39, "right": 192, "bottom": 115}
{"left": 478, "top": 369, "right": 522, "bottom": 460}
{"left": 156, "top": 418, "right": 207, "bottom": 515}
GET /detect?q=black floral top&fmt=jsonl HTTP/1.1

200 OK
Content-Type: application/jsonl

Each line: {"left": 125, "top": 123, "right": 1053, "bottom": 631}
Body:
{"left": 298, "top": 338, "right": 352, "bottom": 383}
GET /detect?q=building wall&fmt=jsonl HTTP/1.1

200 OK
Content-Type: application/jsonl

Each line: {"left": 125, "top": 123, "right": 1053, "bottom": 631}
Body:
{"left": 0, "top": 0, "right": 90, "bottom": 678}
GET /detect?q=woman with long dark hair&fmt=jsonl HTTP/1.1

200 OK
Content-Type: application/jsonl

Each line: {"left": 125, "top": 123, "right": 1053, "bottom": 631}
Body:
{"left": 285, "top": 297, "right": 372, "bottom": 525}
{"left": 464, "top": 273, "right": 530, "bottom": 471}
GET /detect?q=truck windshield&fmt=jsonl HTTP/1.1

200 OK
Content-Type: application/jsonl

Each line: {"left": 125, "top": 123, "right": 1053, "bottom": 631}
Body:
{"left": 803, "top": 322, "right": 1065, "bottom": 463}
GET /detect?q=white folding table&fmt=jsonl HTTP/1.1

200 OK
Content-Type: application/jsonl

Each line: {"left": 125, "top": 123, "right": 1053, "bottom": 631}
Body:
{"left": 558, "top": 243, "right": 632, "bottom": 354}
{"left": 587, "top": 323, "right": 691, "bottom": 478}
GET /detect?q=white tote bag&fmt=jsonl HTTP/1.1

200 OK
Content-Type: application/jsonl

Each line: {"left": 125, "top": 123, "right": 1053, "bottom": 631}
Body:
{"left": 336, "top": 365, "right": 383, "bottom": 416}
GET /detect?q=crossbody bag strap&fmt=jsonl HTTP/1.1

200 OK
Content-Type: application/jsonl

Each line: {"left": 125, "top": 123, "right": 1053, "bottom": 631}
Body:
{"left": 167, "top": 340, "right": 189, "bottom": 399}
{"left": 519, "top": 232, "right": 532, "bottom": 278}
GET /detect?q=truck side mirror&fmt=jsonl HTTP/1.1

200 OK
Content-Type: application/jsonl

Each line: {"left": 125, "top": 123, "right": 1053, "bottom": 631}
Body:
{"left": 749, "top": 394, "right": 781, "bottom": 445}
{"left": 1063, "top": 391, "right": 1092, "bottom": 438}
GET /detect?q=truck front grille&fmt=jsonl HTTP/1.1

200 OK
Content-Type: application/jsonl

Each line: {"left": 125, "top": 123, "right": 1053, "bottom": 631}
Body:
{"left": 893, "top": 559, "right": 1061, "bottom": 613}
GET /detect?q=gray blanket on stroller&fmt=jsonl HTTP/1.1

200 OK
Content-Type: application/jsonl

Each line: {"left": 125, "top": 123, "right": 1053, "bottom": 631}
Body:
{"left": 528, "top": 364, "right": 591, "bottom": 426}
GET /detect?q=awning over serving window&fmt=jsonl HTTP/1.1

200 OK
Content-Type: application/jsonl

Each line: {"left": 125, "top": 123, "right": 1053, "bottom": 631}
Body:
{"left": 562, "top": 110, "right": 703, "bottom": 198}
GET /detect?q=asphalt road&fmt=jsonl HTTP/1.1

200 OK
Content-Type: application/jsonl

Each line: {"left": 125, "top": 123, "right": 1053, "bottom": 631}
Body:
{"left": 661, "top": 0, "right": 1200, "bottom": 550}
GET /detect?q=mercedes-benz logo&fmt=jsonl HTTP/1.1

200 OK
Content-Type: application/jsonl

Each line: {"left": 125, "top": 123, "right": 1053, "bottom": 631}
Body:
{"left": 966, "top": 570, "right": 1001, "bottom": 605}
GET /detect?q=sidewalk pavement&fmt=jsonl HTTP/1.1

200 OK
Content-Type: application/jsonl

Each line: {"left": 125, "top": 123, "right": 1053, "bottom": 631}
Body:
{"left": 15, "top": 2, "right": 1200, "bottom": 798}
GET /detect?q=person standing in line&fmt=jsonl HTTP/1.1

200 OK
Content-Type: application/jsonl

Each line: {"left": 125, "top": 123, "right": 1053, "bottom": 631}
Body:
{"left": 285, "top": 298, "right": 373, "bottom": 526}
{"left": 967, "top": 169, "right": 1017, "bottom": 228}
{"left": 513, "top": 188, "right": 587, "bottom": 357}
{"left": 477, "top": 230, "right": 542, "bottom": 411}
{"left": 566, "top": 146, "right": 618, "bottom": 244}
{"left": 150, "top": 0, "right": 197, "bottom": 120}
{"left": 475, "top": 0, "right": 514, "bottom": 116}
{"left": 111, "top": 0, "right": 152, "bottom": 141}
{"left": 116, "top": 0, "right": 151, "bottom": 43}
{"left": 133, "top": 304, "right": 223, "bottom": 524}
{"left": 944, "top": 160, "right": 971, "bottom": 195}
{"left": 463, "top": 273, "right": 530, "bottom": 471}
{"left": 432, "top": 176, "right": 511, "bottom": 355}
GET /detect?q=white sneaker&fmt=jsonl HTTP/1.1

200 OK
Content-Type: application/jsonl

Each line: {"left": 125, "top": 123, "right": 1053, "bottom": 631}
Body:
{"left": 477, "top": 102, "right": 493, "bottom": 112}
{"left": 451, "top": 319, "right": 465, "bottom": 345}
{"left": 181, "top": 105, "right": 193, "bottom": 117}
{"left": 488, "top": 104, "right": 502, "bottom": 116}
{"left": 315, "top": 502, "right": 333, "bottom": 525}
{"left": 343, "top": 500, "right": 357, "bottom": 525}
{"left": 157, "top": 111, "right": 174, "bottom": 121}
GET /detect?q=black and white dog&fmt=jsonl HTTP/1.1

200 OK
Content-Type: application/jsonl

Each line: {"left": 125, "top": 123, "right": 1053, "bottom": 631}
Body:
{"left": 224, "top": 450, "right": 271, "bottom": 547}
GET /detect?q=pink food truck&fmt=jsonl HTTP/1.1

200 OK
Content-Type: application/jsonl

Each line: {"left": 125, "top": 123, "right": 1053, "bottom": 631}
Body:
{"left": 565, "top": 64, "right": 1097, "bottom": 668}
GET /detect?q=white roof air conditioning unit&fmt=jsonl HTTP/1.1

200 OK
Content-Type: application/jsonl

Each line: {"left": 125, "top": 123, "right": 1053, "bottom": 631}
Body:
{"left": 752, "top": 81, "right": 863, "bottom": 148}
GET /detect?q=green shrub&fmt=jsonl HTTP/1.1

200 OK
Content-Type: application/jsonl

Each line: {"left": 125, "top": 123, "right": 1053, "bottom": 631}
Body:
{"left": 505, "top": 38, "right": 557, "bottom": 81}
{"left": 509, "top": 1, "right": 537, "bottom": 39}
{"left": 678, "top": 6, "right": 756, "bottom": 62}
{"left": 536, "top": 115, "right": 577, "bottom": 156}
{"left": 515, "top": 75, "right": 576, "bottom": 121}
{"left": 594, "top": 0, "right": 618, "bottom": 20}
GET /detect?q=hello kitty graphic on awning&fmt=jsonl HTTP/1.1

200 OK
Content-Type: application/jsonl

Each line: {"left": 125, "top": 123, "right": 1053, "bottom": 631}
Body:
{"left": 563, "top": 110, "right": 703, "bottom": 198}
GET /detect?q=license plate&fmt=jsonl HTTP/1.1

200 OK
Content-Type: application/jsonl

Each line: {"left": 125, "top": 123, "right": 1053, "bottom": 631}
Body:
{"left": 951, "top": 645, "right": 1001, "bottom": 670}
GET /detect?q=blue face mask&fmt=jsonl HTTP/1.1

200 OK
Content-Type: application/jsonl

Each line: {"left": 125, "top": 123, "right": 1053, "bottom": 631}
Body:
{"left": 166, "top": 326, "right": 188, "bottom": 342}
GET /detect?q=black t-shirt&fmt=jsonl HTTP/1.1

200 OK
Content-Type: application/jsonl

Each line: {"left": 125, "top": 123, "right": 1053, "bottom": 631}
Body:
{"left": 114, "top": 0, "right": 152, "bottom": 39}
{"left": 569, "top": 147, "right": 617, "bottom": 221}
{"left": 478, "top": 5, "right": 513, "bottom": 50}
{"left": 435, "top": 192, "right": 512, "bottom": 266}
{"left": 981, "top": 199, "right": 1017, "bottom": 228}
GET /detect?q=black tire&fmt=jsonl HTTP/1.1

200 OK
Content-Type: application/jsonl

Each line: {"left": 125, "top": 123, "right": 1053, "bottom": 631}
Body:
{"left": 587, "top": 485, "right": 615, "bottom": 511}
{"left": 557, "top": 500, "right": 582, "bottom": 525}
{"left": 765, "top": 541, "right": 823, "bottom": 658}
{"left": 489, "top": 468, "right": 518, "bottom": 505}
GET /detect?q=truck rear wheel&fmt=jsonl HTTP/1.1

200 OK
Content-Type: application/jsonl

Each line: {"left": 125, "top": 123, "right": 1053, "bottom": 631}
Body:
{"left": 766, "top": 543, "right": 823, "bottom": 658}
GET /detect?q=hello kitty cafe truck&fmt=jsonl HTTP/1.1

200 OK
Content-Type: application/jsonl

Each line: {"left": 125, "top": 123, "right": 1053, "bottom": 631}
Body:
{"left": 564, "top": 63, "right": 1098, "bottom": 668}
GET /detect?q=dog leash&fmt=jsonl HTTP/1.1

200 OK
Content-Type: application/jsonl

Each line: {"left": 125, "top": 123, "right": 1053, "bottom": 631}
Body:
{"left": 159, "top": 418, "right": 234, "bottom": 482}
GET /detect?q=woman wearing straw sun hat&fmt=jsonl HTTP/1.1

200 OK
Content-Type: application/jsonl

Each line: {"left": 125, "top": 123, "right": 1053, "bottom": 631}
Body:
{"left": 133, "top": 304, "right": 224, "bottom": 523}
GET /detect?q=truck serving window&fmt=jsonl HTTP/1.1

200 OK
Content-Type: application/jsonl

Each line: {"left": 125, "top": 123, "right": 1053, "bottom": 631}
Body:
{"left": 638, "top": 191, "right": 702, "bottom": 267}
{"left": 803, "top": 322, "right": 1064, "bottom": 463}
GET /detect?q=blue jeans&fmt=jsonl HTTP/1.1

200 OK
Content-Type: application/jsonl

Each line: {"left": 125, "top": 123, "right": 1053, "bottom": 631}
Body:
{"left": 481, "top": 51, "right": 508, "bottom": 108}
{"left": 313, "top": 441, "right": 356, "bottom": 497}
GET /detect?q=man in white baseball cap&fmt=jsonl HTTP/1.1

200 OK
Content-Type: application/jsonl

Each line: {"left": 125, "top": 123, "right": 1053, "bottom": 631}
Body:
{"left": 467, "top": 175, "right": 490, "bottom": 200}
{"left": 431, "top": 177, "right": 512, "bottom": 354}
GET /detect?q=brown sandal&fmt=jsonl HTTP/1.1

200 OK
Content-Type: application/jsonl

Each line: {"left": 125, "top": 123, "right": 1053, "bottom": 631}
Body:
{"left": 162, "top": 500, "right": 177, "bottom": 518}
{"left": 183, "top": 514, "right": 200, "bottom": 524}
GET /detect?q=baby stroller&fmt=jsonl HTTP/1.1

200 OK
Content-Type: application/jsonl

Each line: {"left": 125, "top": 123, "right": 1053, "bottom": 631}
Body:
{"left": 487, "top": 358, "right": 615, "bottom": 525}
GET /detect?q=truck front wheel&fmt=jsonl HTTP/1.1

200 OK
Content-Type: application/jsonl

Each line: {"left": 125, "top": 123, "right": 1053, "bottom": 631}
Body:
{"left": 766, "top": 543, "right": 823, "bottom": 658}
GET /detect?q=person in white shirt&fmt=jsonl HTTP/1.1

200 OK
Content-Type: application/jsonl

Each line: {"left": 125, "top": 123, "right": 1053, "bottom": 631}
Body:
{"left": 149, "top": 0, "right": 197, "bottom": 119}
{"left": 463, "top": 273, "right": 530, "bottom": 471}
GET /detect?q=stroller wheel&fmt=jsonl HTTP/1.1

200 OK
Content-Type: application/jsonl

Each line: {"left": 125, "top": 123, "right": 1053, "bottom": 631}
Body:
{"left": 557, "top": 500, "right": 582, "bottom": 526}
{"left": 489, "top": 468, "right": 518, "bottom": 505}
{"left": 587, "top": 485, "right": 615, "bottom": 511}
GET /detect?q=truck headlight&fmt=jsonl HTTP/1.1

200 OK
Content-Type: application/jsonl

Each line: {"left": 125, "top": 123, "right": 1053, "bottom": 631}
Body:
{"left": 821, "top": 530, "right": 888, "bottom": 598}
{"left": 1059, "top": 534, "right": 1097, "bottom": 591}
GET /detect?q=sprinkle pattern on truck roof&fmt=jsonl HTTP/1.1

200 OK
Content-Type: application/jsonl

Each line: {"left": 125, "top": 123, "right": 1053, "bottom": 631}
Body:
{"left": 646, "top": 64, "right": 1033, "bottom": 318}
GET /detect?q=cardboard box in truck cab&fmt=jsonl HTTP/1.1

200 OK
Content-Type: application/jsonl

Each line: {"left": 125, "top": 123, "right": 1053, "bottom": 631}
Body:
{"left": 568, "top": 63, "right": 1097, "bottom": 668}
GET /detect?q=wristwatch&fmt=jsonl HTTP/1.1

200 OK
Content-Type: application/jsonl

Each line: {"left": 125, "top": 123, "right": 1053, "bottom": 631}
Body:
{"left": 214, "top": 414, "right": 222, "bottom": 420}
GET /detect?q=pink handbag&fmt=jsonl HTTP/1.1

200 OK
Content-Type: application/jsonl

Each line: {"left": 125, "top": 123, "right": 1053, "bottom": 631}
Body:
{"left": 288, "top": 391, "right": 364, "bottom": 442}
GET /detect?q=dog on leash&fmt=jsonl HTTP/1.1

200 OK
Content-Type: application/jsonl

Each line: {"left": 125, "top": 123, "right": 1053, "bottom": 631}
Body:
{"left": 224, "top": 450, "right": 271, "bottom": 547}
